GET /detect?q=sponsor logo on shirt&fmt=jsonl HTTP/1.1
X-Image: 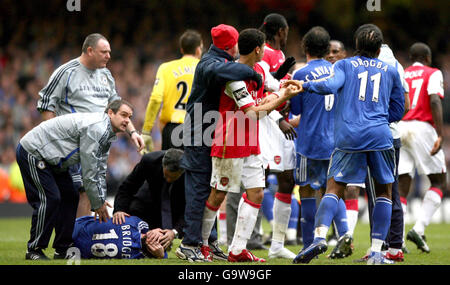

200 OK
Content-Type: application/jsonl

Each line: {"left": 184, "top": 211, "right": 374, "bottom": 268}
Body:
{"left": 232, "top": 87, "right": 250, "bottom": 101}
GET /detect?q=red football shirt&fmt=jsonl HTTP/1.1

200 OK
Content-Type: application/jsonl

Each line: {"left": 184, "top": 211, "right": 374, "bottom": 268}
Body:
{"left": 261, "top": 43, "right": 289, "bottom": 118}
{"left": 211, "top": 63, "right": 266, "bottom": 158}
{"left": 403, "top": 63, "right": 444, "bottom": 127}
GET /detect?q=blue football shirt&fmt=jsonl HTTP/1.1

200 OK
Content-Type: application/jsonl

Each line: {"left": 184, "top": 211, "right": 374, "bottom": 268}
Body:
{"left": 73, "top": 216, "right": 149, "bottom": 259}
{"left": 291, "top": 59, "right": 335, "bottom": 159}
{"left": 302, "top": 56, "right": 404, "bottom": 152}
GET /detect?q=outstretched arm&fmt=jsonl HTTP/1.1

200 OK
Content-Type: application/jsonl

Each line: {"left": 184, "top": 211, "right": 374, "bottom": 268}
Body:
{"left": 302, "top": 61, "right": 345, "bottom": 95}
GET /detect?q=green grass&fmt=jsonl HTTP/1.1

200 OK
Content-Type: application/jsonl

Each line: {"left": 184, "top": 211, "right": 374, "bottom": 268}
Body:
{"left": 1, "top": 217, "right": 449, "bottom": 265}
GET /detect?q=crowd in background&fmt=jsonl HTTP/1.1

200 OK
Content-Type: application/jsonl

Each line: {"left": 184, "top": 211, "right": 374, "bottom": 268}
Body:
{"left": 0, "top": 0, "right": 449, "bottom": 200}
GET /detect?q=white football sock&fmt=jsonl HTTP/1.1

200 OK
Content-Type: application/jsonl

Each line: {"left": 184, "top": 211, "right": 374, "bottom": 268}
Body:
{"left": 413, "top": 190, "right": 442, "bottom": 236}
{"left": 346, "top": 210, "right": 358, "bottom": 236}
{"left": 202, "top": 202, "right": 219, "bottom": 246}
{"left": 229, "top": 197, "right": 260, "bottom": 255}
{"left": 270, "top": 196, "right": 291, "bottom": 252}
{"left": 371, "top": 238, "right": 384, "bottom": 253}
{"left": 218, "top": 211, "right": 227, "bottom": 244}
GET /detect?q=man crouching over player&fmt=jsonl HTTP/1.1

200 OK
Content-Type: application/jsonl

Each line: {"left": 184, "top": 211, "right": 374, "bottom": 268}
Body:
{"left": 199, "top": 28, "right": 302, "bottom": 262}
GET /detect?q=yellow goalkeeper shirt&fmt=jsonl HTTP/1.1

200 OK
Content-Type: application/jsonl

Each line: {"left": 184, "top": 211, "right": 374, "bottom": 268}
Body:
{"left": 142, "top": 55, "right": 199, "bottom": 134}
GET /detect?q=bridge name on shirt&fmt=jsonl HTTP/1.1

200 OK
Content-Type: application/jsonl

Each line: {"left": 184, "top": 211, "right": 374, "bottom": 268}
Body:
{"left": 173, "top": 65, "right": 196, "bottom": 78}
{"left": 304, "top": 65, "right": 333, "bottom": 82}
{"left": 350, "top": 58, "right": 388, "bottom": 72}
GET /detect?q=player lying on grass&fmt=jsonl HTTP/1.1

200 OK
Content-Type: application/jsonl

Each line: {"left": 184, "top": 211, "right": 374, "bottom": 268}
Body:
{"left": 72, "top": 202, "right": 169, "bottom": 259}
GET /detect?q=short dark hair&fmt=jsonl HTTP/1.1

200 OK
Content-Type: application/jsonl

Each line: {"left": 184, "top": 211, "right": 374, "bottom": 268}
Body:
{"left": 180, "top": 30, "right": 202, "bottom": 55}
{"left": 259, "top": 13, "right": 288, "bottom": 42}
{"left": 238, "top": 28, "right": 266, "bottom": 56}
{"left": 354, "top": 24, "right": 383, "bottom": 58}
{"left": 409, "top": 42, "right": 431, "bottom": 63}
{"left": 82, "top": 33, "right": 107, "bottom": 53}
{"left": 302, "top": 26, "right": 330, "bottom": 58}
{"left": 162, "top": 148, "right": 184, "bottom": 172}
{"left": 105, "top": 99, "right": 134, "bottom": 114}
{"left": 330, "top": 40, "right": 345, "bottom": 51}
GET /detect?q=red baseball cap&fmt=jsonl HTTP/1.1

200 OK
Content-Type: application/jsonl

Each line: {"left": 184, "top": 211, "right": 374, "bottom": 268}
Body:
{"left": 211, "top": 24, "right": 239, "bottom": 50}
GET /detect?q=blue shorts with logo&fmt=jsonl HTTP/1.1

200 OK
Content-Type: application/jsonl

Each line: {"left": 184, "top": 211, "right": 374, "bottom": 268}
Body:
{"left": 294, "top": 153, "right": 330, "bottom": 190}
{"left": 327, "top": 148, "right": 395, "bottom": 185}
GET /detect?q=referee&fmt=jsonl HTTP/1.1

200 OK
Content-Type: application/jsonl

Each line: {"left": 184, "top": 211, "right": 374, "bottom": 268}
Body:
{"left": 141, "top": 30, "right": 203, "bottom": 152}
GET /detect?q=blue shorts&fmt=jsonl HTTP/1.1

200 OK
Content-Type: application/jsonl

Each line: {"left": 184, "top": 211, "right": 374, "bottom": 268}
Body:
{"left": 294, "top": 153, "right": 330, "bottom": 190}
{"left": 328, "top": 148, "right": 395, "bottom": 185}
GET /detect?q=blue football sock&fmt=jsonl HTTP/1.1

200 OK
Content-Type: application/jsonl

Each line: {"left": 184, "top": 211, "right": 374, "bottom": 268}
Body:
{"left": 314, "top": 193, "right": 339, "bottom": 230}
{"left": 289, "top": 197, "right": 299, "bottom": 229}
{"left": 333, "top": 198, "right": 349, "bottom": 237}
{"left": 371, "top": 197, "right": 392, "bottom": 243}
{"left": 262, "top": 188, "right": 274, "bottom": 222}
{"left": 300, "top": 198, "right": 316, "bottom": 248}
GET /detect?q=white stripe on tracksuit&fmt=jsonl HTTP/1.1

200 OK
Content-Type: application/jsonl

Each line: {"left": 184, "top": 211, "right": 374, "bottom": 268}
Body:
{"left": 28, "top": 154, "right": 47, "bottom": 249}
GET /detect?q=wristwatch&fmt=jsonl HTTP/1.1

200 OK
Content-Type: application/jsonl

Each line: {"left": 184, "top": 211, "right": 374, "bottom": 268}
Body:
{"left": 172, "top": 229, "right": 179, "bottom": 239}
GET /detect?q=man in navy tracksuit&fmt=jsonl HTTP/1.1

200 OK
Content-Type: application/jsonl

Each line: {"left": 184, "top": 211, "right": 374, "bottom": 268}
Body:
{"left": 175, "top": 24, "right": 262, "bottom": 262}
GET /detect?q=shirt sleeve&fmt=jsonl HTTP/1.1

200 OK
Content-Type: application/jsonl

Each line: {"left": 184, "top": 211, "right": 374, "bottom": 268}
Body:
{"left": 395, "top": 61, "right": 409, "bottom": 94}
{"left": 302, "top": 60, "right": 345, "bottom": 95}
{"left": 105, "top": 69, "right": 121, "bottom": 102}
{"left": 224, "top": 81, "right": 255, "bottom": 110}
{"left": 79, "top": 122, "right": 110, "bottom": 210}
{"left": 142, "top": 65, "right": 165, "bottom": 133}
{"left": 268, "top": 110, "right": 284, "bottom": 122}
{"left": 259, "top": 61, "right": 280, "bottom": 92}
{"left": 37, "top": 66, "right": 69, "bottom": 113}
{"left": 205, "top": 60, "right": 256, "bottom": 87}
{"left": 427, "top": 69, "right": 444, "bottom": 98}
{"left": 388, "top": 70, "right": 406, "bottom": 123}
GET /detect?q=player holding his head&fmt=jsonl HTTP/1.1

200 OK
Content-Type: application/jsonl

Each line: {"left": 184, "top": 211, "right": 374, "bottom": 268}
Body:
{"left": 200, "top": 28, "right": 302, "bottom": 263}
{"left": 293, "top": 24, "right": 405, "bottom": 265}
{"left": 398, "top": 42, "right": 446, "bottom": 253}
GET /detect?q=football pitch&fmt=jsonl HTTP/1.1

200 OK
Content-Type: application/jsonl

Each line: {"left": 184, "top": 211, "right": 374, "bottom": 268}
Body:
{"left": 0, "top": 217, "right": 449, "bottom": 266}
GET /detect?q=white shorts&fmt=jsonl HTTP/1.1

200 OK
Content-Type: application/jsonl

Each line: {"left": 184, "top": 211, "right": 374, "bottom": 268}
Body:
{"left": 397, "top": 120, "right": 446, "bottom": 177}
{"left": 210, "top": 155, "right": 266, "bottom": 193}
{"left": 259, "top": 116, "right": 296, "bottom": 172}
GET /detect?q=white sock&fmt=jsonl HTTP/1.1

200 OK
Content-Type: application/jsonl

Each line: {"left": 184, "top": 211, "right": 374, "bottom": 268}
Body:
{"left": 229, "top": 197, "right": 259, "bottom": 255}
{"left": 413, "top": 189, "right": 442, "bottom": 236}
{"left": 388, "top": 247, "right": 400, "bottom": 255}
{"left": 286, "top": 228, "right": 297, "bottom": 241}
{"left": 400, "top": 197, "right": 407, "bottom": 244}
{"left": 346, "top": 210, "right": 358, "bottom": 236}
{"left": 314, "top": 226, "right": 329, "bottom": 240}
{"left": 270, "top": 196, "right": 291, "bottom": 251}
{"left": 202, "top": 202, "right": 219, "bottom": 246}
{"left": 371, "top": 238, "right": 384, "bottom": 253}
{"left": 218, "top": 211, "right": 227, "bottom": 243}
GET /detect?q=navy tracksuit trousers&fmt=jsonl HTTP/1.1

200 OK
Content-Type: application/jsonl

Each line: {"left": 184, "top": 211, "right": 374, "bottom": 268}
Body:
{"left": 366, "top": 138, "right": 404, "bottom": 249}
{"left": 16, "top": 144, "right": 79, "bottom": 251}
